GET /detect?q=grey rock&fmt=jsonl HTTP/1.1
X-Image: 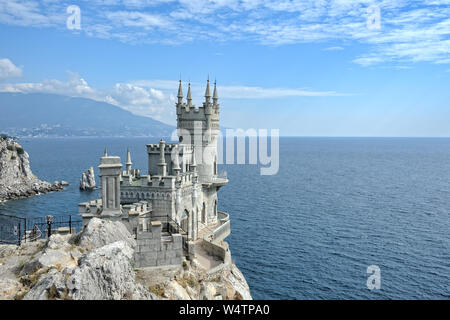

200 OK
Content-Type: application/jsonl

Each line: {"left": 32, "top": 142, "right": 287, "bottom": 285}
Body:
{"left": 24, "top": 241, "right": 156, "bottom": 300}
{"left": 68, "top": 241, "right": 154, "bottom": 300}
{"left": 23, "top": 268, "right": 67, "bottom": 300}
{"left": 80, "top": 167, "right": 96, "bottom": 190}
{"left": 78, "top": 217, "right": 136, "bottom": 250}
{"left": 20, "top": 248, "right": 75, "bottom": 275}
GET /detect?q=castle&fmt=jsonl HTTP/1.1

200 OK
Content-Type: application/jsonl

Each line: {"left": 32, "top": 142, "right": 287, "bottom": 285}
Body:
{"left": 78, "top": 80, "right": 231, "bottom": 269}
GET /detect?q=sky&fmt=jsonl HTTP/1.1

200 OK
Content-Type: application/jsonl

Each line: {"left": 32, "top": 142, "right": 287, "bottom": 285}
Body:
{"left": 0, "top": 0, "right": 450, "bottom": 137}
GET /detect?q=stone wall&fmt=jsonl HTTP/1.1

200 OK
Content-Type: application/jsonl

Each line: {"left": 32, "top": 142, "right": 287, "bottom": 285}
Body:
{"left": 200, "top": 239, "right": 232, "bottom": 274}
{"left": 134, "top": 221, "right": 183, "bottom": 268}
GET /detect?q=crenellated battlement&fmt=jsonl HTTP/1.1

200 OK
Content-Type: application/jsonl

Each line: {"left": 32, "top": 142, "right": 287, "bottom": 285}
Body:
{"left": 147, "top": 143, "right": 177, "bottom": 152}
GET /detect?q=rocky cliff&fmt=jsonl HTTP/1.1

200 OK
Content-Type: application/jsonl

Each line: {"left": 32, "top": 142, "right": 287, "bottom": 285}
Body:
{"left": 0, "top": 137, "right": 64, "bottom": 203}
{"left": 0, "top": 218, "right": 251, "bottom": 300}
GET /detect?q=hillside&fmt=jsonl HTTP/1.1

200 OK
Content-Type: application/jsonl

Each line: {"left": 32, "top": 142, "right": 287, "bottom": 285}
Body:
{"left": 0, "top": 93, "right": 174, "bottom": 137}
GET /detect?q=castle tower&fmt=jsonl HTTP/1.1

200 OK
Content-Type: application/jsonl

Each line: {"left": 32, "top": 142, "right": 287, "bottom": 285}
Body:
{"left": 176, "top": 79, "right": 220, "bottom": 183}
{"left": 99, "top": 155, "right": 122, "bottom": 218}
{"left": 126, "top": 148, "right": 132, "bottom": 174}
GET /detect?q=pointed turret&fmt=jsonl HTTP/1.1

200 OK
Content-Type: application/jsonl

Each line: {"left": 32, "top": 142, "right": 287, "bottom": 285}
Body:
{"left": 213, "top": 79, "right": 218, "bottom": 106}
{"left": 204, "top": 78, "right": 211, "bottom": 103}
{"left": 187, "top": 82, "right": 192, "bottom": 106}
{"left": 177, "top": 80, "right": 183, "bottom": 104}
{"left": 126, "top": 148, "right": 132, "bottom": 174}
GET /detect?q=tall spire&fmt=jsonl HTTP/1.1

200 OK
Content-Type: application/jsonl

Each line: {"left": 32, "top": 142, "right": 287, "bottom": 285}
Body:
{"left": 187, "top": 82, "right": 192, "bottom": 106}
{"left": 126, "top": 148, "right": 132, "bottom": 174}
{"left": 126, "top": 148, "right": 132, "bottom": 164}
{"left": 177, "top": 79, "right": 183, "bottom": 104}
{"left": 213, "top": 79, "right": 218, "bottom": 105}
{"left": 204, "top": 77, "right": 211, "bottom": 103}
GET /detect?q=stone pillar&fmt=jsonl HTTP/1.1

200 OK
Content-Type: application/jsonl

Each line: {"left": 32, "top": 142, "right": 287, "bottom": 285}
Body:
{"left": 99, "top": 155, "right": 122, "bottom": 218}
{"left": 158, "top": 140, "right": 166, "bottom": 177}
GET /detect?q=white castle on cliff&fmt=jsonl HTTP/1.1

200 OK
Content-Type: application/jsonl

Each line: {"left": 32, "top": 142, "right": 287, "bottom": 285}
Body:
{"left": 78, "top": 80, "right": 231, "bottom": 268}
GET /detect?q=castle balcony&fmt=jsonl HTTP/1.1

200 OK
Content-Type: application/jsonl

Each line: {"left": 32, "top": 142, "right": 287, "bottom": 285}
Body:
{"left": 198, "top": 211, "right": 230, "bottom": 244}
{"left": 201, "top": 173, "right": 228, "bottom": 188}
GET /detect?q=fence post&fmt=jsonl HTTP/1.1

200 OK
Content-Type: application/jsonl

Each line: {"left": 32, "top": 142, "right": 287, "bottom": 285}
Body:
{"left": 46, "top": 215, "right": 53, "bottom": 238}
{"left": 69, "top": 215, "right": 72, "bottom": 234}
{"left": 18, "top": 222, "right": 21, "bottom": 246}
{"left": 24, "top": 218, "right": 27, "bottom": 243}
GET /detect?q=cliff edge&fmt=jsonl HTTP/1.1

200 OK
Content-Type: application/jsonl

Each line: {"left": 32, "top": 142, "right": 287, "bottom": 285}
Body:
{"left": 0, "top": 218, "right": 251, "bottom": 300}
{"left": 0, "top": 136, "right": 64, "bottom": 203}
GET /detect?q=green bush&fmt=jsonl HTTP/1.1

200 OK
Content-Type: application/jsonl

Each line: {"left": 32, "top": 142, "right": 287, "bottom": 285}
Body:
{"left": 16, "top": 147, "right": 24, "bottom": 155}
{"left": 6, "top": 145, "right": 14, "bottom": 151}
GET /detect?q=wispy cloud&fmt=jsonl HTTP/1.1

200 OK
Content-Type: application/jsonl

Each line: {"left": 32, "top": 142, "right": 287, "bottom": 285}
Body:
{"left": 0, "top": 60, "right": 346, "bottom": 124}
{"left": 131, "top": 79, "right": 347, "bottom": 99}
{"left": 324, "top": 46, "right": 344, "bottom": 51}
{"left": 0, "top": 1, "right": 450, "bottom": 66}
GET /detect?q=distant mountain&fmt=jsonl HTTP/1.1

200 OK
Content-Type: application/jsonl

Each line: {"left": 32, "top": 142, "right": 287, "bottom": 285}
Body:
{"left": 0, "top": 92, "right": 174, "bottom": 137}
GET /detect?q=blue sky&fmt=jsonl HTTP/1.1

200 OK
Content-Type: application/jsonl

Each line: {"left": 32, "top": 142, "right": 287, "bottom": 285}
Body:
{"left": 0, "top": 0, "right": 450, "bottom": 136}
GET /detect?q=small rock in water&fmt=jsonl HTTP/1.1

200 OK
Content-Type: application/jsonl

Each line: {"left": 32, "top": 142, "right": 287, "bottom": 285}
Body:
{"left": 80, "top": 167, "right": 96, "bottom": 191}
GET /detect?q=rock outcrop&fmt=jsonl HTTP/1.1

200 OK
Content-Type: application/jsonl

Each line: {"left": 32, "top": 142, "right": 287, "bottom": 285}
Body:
{"left": 76, "top": 217, "right": 136, "bottom": 250}
{"left": 0, "top": 218, "right": 252, "bottom": 300}
{"left": 79, "top": 167, "right": 96, "bottom": 191}
{"left": 0, "top": 137, "right": 64, "bottom": 202}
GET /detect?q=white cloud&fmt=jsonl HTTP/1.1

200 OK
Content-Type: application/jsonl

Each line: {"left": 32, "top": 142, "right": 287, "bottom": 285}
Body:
{"left": 324, "top": 46, "right": 344, "bottom": 51}
{"left": 0, "top": 1, "right": 449, "bottom": 65}
{"left": 131, "top": 79, "right": 347, "bottom": 99}
{"left": 0, "top": 71, "right": 346, "bottom": 124}
{"left": 0, "top": 58, "right": 22, "bottom": 79}
{"left": 0, "top": 72, "right": 176, "bottom": 123}
{"left": 105, "top": 11, "right": 171, "bottom": 29}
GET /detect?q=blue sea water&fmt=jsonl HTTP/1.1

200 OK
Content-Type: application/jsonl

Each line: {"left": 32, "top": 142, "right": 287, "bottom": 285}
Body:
{"left": 2, "top": 137, "right": 450, "bottom": 299}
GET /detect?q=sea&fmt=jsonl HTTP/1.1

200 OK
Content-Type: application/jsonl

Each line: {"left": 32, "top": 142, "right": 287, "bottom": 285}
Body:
{"left": 1, "top": 137, "right": 450, "bottom": 300}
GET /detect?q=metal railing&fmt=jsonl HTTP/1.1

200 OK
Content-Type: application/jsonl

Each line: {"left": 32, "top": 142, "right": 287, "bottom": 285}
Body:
{"left": 0, "top": 213, "right": 82, "bottom": 246}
